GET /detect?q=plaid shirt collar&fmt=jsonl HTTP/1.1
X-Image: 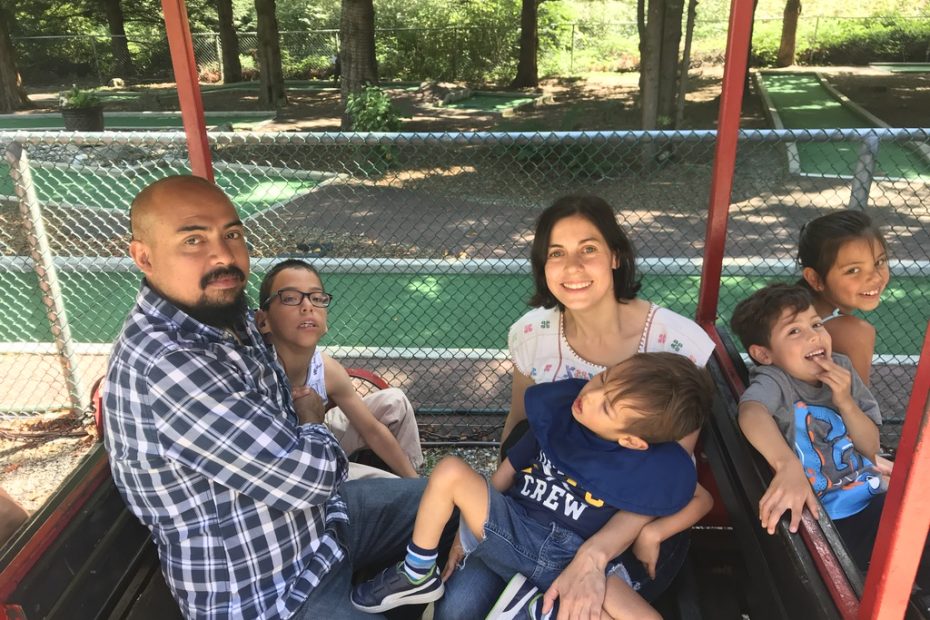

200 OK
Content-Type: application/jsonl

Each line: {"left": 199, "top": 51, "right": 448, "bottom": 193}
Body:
{"left": 136, "top": 279, "right": 256, "bottom": 345}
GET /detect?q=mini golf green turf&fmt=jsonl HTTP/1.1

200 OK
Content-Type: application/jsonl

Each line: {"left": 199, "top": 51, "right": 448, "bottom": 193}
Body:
{"left": 444, "top": 92, "right": 537, "bottom": 112}
{"left": 761, "top": 73, "right": 930, "bottom": 179}
{"left": 1, "top": 271, "right": 924, "bottom": 357}
{"left": 0, "top": 112, "right": 272, "bottom": 130}
{"left": 869, "top": 63, "right": 930, "bottom": 73}
{"left": 0, "top": 164, "right": 316, "bottom": 218}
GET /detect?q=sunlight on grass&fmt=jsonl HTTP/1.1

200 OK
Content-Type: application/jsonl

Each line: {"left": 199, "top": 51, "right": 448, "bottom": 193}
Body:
{"left": 406, "top": 276, "right": 443, "bottom": 300}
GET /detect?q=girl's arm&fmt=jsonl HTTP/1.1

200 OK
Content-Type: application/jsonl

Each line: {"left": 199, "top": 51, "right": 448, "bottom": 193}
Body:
{"left": 324, "top": 357, "right": 418, "bottom": 478}
{"left": 824, "top": 316, "right": 876, "bottom": 385}
{"left": 500, "top": 370, "right": 534, "bottom": 446}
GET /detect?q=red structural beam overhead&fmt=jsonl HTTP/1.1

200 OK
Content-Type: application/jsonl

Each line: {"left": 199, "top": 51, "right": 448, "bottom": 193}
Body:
{"left": 160, "top": 0, "right": 214, "bottom": 181}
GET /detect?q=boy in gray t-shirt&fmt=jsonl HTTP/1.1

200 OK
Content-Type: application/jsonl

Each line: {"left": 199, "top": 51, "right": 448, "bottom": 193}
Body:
{"left": 728, "top": 284, "right": 930, "bottom": 588}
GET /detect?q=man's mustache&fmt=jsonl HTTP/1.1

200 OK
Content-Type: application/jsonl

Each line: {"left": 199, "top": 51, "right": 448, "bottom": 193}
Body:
{"left": 200, "top": 266, "right": 246, "bottom": 289}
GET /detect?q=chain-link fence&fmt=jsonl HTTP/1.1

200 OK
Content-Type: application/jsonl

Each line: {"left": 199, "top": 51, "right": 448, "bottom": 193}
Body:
{"left": 0, "top": 128, "right": 927, "bottom": 446}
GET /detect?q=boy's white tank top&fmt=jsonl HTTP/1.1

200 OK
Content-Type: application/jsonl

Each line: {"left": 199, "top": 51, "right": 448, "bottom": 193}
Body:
{"left": 303, "top": 349, "right": 328, "bottom": 404}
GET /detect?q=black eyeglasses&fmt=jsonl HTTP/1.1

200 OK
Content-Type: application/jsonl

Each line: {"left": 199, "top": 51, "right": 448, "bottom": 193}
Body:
{"left": 265, "top": 288, "right": 333, "bottom": 309}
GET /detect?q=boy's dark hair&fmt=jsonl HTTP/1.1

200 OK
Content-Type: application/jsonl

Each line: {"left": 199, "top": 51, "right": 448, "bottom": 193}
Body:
{"left": 258, "top": 259, "right": 321, "bottom": 309}
{"left": 529, "top": 194, "right": 641, "bottom": 309}
{"left": 605, "top": 352, "right": 713, "bottom": 443}
{"left": 730, "top": 283, "right": 814, "bottom": 357}
{"left": 797, "top": 210, "right": 887, "bottom": 288}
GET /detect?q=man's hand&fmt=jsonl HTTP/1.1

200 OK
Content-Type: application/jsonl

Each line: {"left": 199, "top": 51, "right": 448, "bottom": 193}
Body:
{"left": 441, "top": 529, "right": 464, "bottom": 582}
{"left": 542, "top": 553, "right": 606, "bottom": 620}
{"left": 632, "top": 524, "right": 662, "bottom": 579}
{"left": 814, "top": 357, "right": 854, "bottom": 410}
{"left": 759, "top": 459, "right": 820, "bottom": 534}
{"left": 292, "top": 386, "right": 325, "bottom": 425}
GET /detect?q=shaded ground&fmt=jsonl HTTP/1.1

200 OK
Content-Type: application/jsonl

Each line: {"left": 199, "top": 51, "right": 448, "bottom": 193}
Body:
{"left": 19, "top": 66, "right": 930, "bottom": 132}
{"left": 21, "top": 68, "right": 766, "bottom": 133}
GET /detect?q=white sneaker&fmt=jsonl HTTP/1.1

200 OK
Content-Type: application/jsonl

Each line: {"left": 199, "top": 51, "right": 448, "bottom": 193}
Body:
{"left": 486, "top": 573, "right": 552, "bottom": 620}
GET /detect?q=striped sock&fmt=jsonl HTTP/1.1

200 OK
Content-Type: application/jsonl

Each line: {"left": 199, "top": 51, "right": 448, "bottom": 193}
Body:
{"left": 403, "top": 541, "right": 438, "bottom": 581}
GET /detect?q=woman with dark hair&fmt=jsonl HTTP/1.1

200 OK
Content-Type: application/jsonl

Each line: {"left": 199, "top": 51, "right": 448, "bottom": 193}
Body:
{"left": 436, "top": 195, "right": 715, "bottom": 619}
{"left": 504, "top": 194, "right": 715, "bottom": 446}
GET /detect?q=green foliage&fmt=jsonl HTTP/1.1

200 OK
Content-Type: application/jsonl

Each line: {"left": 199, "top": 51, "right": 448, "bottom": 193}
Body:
{"left": 750, "top": 15, "right": 930, "bottom": 66}
{"left": 58, "top": 85, "right": 101, "bottom": 109}
{"left": 345, "top": 86, "right": 402, "bottom": 132}
{"left": 344, "top": 85, "right": 404, "bottom": 175}
{"left": 281, "top": 53, "right": 332, "bottom": 80}
{"left": 10, "top": 0, "right": 930, "bottom": 87}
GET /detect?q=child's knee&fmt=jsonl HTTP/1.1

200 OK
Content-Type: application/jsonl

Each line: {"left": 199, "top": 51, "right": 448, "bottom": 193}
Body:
{"left": 431, "top": 456, "right": 473, "bottom": 483}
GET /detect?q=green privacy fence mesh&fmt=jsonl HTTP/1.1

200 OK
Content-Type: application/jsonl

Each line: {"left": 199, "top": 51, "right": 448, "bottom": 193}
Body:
{"left": 1, "top": 128, "right": 927, "bottom": 447}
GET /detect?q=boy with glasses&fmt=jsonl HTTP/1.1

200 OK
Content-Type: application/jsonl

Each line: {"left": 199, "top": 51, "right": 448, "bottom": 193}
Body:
{"left": 257, "top": 259, "right": 422, "bottom": 479}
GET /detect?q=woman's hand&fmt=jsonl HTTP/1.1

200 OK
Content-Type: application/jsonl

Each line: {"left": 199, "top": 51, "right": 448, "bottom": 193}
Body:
{"left": 542, "top": 552, "right": 606, "bottom": 620}
{"left": 441, "top": 529, "right": 464, "bottom": 582}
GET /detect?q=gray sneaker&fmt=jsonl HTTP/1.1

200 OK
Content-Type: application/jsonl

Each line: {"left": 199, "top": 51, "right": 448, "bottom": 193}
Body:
{"left": 351, "top": 562, "right": 445, "bottom": 613}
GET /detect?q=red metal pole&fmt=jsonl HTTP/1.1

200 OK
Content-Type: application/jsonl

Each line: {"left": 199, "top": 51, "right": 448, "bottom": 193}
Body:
{"left": 859, "top": 324, "right": 930, "bottom": 619}
{"left": 161, "top": 0, "right": 214, "bottom": 181}
{"left": 695, "top": 0, "right": 754, "bottom": 327}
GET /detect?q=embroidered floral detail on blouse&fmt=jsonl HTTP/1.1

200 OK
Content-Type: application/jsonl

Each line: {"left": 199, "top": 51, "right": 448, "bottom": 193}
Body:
{"left": 540, "top": 320, "right": 550, "bottom": 329}
{"left": 543, "top": 364, "right": 552, "bottom": 373}
{"left": 524, "top": 324, "right": 533, "bottom": 334}
{"left": 657, "top": 333, "right": 667, "bottom": 345}
{"left": 671, "top": 339, "right": 683, "bottom": 352}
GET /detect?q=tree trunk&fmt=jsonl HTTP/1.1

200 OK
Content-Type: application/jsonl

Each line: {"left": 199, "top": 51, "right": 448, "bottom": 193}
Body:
{"left": 776, "top": 0, "right": 801, "bottom": 67}
{"left": 340, "top": 0, "right": 378, "bottom": 128}
{"left": 657, "top": 0, "right": 684, "bottom": 126}
{"left": 255, "top": 0, "right": 286, "bottom": 107}
{"left": 216, "top": 0, "right": 242, "bottom": 82}
{"left": 512, "top": 0, "right": 539, "bottom": 88}
{"left": 675, "top": 0, "right": 698, "bottom": 128}
{"left": 640, "top": 0, "right": 664, "bottom": 131}
{"left": 636, "top": 0, "right": 646, "bottom": 93}
{"left": 101, "top": 0, "right": 134, "bottom": 77}
{"left": 742, "top": 0, "right": 760, "bottom": 90}
{"left": 0, "top": 7, "right": 29, "bottom": 113}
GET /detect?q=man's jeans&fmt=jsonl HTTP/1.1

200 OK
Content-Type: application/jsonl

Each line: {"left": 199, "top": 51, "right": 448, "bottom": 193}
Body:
{"left": 434, "top": 529, "right": 691, "bottom": 619}
{"left": 295, "top": 477, "right": 427, "bottom": 620}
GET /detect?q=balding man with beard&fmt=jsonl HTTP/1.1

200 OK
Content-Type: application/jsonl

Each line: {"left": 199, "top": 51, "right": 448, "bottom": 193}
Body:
{"left": 104, "top": 176, "right": 429, "bottom": 620}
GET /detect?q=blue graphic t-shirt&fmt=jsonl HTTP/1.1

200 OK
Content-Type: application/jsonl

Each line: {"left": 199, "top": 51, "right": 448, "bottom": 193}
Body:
{"left": 741, "top": 353, "right": 885, "bottom": 520}
{"left": 792, "top": 401, "right": 885, "bottom": 518}
{"left": 505, "top": 379, "right": 697, "bottom": 538}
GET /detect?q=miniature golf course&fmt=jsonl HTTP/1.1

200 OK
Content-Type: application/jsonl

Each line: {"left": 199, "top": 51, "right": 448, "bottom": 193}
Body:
{"left": 758, "top": 72, "right": 930, "bottom": 179}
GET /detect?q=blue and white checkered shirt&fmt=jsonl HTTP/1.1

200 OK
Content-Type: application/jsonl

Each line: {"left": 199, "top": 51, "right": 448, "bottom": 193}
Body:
{"left": 104, "top": 282, "right": 349, "bottom": 619}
